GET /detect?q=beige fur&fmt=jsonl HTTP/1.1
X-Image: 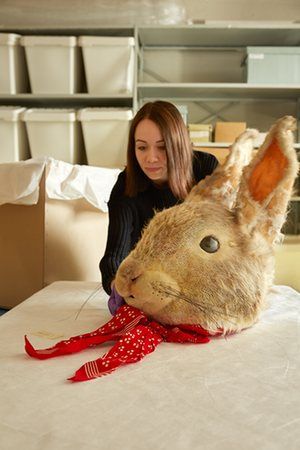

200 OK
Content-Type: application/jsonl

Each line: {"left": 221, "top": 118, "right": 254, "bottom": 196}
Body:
{"left": 115, "top": 116, "right": 299, "bottom": 334}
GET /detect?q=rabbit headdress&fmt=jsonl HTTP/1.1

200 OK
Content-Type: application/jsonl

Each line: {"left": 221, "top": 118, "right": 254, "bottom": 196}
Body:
{"left": 25, "top": 116, "right": 299, "bottom": 381}
{"left": 115, "top": 116, "right": 299, "bottom": 334}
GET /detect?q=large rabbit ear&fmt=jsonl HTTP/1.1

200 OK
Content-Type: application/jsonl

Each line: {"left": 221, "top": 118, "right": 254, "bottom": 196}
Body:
{"left": 186, "top": 129, "right": 258, "bottom": 209}
{"left": 235, "top": 116, "right": 299, "bottom": 244}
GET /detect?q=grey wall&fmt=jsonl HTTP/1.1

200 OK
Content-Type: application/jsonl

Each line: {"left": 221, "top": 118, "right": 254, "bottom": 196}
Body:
{"left": 0, "top": 0, "right": 299, "bottom": 28}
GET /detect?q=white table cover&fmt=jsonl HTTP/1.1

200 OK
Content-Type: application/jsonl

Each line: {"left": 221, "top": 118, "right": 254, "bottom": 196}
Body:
{"left": 0, "top": 281, "right": 300, "bottom": 450}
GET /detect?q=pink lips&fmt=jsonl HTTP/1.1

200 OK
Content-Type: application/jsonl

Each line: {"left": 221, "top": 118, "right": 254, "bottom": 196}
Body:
{"left": 145, "top": 167, "right": 161, "bottom": 172}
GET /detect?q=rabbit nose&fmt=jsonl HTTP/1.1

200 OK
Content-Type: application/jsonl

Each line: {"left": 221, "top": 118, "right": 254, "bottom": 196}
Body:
{"left": 117, "top": 260, "right": 143, "bottom": 285}
{"left": 115, "top": 260, "right": 143, "bottom": 298}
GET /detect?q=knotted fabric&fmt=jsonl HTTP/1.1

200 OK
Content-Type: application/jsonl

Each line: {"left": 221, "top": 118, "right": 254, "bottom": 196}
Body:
{"left": 25, "top": 305, "right": 221, "bottom": 382}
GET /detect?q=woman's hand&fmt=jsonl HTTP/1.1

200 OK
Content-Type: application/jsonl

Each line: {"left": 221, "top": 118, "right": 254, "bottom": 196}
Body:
{"left": 108, "top": 282, "right": 125, "bottom": 315}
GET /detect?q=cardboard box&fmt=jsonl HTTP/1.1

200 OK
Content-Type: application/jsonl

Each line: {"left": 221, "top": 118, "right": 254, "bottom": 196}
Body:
{"left": 214, "top": 122, "right": 247, "bottom": 143}
{"left": 0, "top": 173, "right": 45, "bottom": 309}
{"left": 243, "top": 47, "right": 300, "bottom": 84}
{"left": 189, "top": 123, "right": 213, "bottom": 145}
{"left": 0, "top": 170, "right": 109, "bottom": 308}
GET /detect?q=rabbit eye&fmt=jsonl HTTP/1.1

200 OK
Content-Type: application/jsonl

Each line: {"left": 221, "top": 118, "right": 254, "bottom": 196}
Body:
{"left": 200, "top": 236, "right": 220, "bottom": 253}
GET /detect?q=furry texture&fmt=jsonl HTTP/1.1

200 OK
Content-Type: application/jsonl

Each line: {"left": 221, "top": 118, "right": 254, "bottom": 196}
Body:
{"left": 115, "top": 116, "right": 299, "bottom": 334}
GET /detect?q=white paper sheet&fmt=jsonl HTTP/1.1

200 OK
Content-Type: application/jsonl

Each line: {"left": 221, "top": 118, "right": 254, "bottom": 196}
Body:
{"left": 0, "top": 157, "right": 121, "bottom": 212}
{"left": 0, "top": 158, "right": 45, "bottom": 205}
{"left": 0, "top": 282, "right": 299, "bottom": 450}
{"left": 45, "top": 158, "right": 121, "bottom": 212}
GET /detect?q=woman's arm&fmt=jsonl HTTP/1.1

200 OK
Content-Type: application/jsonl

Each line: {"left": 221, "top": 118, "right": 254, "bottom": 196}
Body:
{"left": 99, "top": 198, "right": 134, "bottom": 295}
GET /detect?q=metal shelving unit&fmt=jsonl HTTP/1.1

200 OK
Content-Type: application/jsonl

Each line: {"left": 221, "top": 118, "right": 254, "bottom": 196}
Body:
{"left": 1, "top": 23, "right": 300, "bottom": 234}
{"left": 0, "top": 25, "right": 137, "bottom": 110}
{"left": 135, "top": 24, "right": 300, "bottom": 235}
{"left": 137, "top": 24, "right": 300, "bottom": 47}
{"left": 138, "top": 82, "right": 300, "bottom": 101}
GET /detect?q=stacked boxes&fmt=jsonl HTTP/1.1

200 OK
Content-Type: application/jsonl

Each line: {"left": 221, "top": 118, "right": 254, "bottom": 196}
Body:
{"left": 20, "top": 35, "right": 83, "bottom": 94}
{"left": 243, "top": 47, "right": 300, "bottom": 84}
{"left": 78, "top": 36, "right": 135, "bottom": 95}
{"left": 1, "top": 33, "right": 83, "bottom": 163}
{"left": 0, "top": 33, "right": 29, "bottom": 94}
{"left": 0, "top": 106, "right": 30, "bottom": 163}
{"left": 0, "top": 106, "right": 133, "bottom": 167}
{"left": 78, "top": 108, "right": 133, "bottom": 167}
{"left": 189, "top": 123, "right": 213, "bottom": 146}
{"left": 191, "top": 121, "right": 247, "bottom": 165}
{"left": 0, "top": 33, "right": 136, "bottom": 166}
{"left": 1, "top": 33, "right": 135, "bottom": 96}
{"left": 22, "top": 108, "right": 84, "bottom": 164}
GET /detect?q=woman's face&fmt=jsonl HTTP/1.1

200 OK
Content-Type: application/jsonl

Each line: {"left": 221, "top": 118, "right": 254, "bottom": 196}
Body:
{"left": 134, "top": 119, "right": 168, "bottom": 185}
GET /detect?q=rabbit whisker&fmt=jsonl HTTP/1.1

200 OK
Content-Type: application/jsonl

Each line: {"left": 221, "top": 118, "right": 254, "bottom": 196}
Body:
{"left": 155, "top": 284, "right": 238, "bottom": 326}
{"left": 74, "top": 283, "right": 104, "bottom": 320}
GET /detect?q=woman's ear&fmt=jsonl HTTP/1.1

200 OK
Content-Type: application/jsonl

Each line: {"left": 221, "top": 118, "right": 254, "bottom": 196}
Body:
{"left": 186, "top": 129, "right": 258, "bottom": 209}
{"left": 235, "top": 116, "right": 299, "bottom": 244}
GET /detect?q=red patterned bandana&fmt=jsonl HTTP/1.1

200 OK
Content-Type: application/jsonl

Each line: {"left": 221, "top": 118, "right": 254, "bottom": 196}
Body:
{"left": 25, "top": 305, "right": 222, "bottom": 382}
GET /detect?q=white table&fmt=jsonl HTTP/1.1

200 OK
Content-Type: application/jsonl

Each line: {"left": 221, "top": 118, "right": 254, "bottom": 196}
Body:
{"left": 0, "top": 281, "right": 300, "bottom": 450}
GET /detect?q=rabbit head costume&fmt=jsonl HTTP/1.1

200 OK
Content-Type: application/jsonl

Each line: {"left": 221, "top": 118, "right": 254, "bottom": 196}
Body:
{"left": 115, "top": 116, "right": 298, "bottom": 333}
{"left": 25, "top": 116, "right": 299, "bottom": 381}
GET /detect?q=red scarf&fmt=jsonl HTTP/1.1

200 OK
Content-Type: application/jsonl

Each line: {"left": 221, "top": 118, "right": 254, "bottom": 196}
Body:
{"left": 25, "top": 305, "right": 222, "bottom": 382}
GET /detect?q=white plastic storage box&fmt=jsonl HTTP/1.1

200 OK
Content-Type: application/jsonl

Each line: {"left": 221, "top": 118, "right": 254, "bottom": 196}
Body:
{"left": 0, "top": 107, "right": 30, "bottom": 163}
{"left": 78, "top": 36, "right": 135, "bottom": 95}
{"left": 22, "top": 109, "right": 83, "bottom": 164}
{"left": 175, "top": 104, "right": 188, "bottom": 125}
{"left": 78, "top": 108, "right": 133, "bottom": 167}
{"left": 0, "top": 34, "right": 29, "bottom": 94}
{"left": 243, "top": 47, "right": 300, "bottom": 84}
{"left": 20, "top": 36, "right": 83, "bottom": 94}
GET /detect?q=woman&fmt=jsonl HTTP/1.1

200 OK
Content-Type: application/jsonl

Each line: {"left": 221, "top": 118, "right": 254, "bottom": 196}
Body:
{"left": 100, "top": 101, "right": 218, "bottom": 296}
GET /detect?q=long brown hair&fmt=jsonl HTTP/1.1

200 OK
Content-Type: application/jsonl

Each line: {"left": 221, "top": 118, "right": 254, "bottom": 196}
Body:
{"left": 125, "top": 101, "right": 194, "bottom": 200}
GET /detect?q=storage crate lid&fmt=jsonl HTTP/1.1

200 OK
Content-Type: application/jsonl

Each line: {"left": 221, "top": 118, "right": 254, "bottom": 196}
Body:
{"left": 78, "top": 36, "right": 135, "bottom": 47}
{"left": 77, "top": 108, "right": 133, "bottom": 121}
{"left": 0, "top": 106, "right": 26, "bottom": 121}
{"left": 0, "top": 33, "right": 21, "bottom": 45}
{"left": 246, "top": 46, "right": 300, "bottom": 55}
{"left": 22, "top": 108, "right": 77, "bottom": 122}
{"left": 20, "top": 35, "right": 77, "bottom": 47}
{"left": 189, "top": 123, "right": 213, "bottom": 131}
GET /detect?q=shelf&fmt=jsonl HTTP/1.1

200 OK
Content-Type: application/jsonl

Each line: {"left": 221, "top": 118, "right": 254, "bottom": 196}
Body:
{"left": 138, "top": 83, "right": 300, "bottom": 101}
{"left": 194, "top": 142, "right": 300, "bottom": 149}
{"left": 194, "top": 142, "right": 234, "bottom": 148}
{"left": 2, "top": 24, "right": 300, "bottom": 47}
{"left": 0, "top": 94, "right": 133, "bottom": 108}
{"left": 0, "top": 26, "right": 134, "bottom": 37}
{"left": 280, "top": 235, "right": 300, "bottom": 246}
{"left": 138, "top": 24, "right": 300, "bottom": 47}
